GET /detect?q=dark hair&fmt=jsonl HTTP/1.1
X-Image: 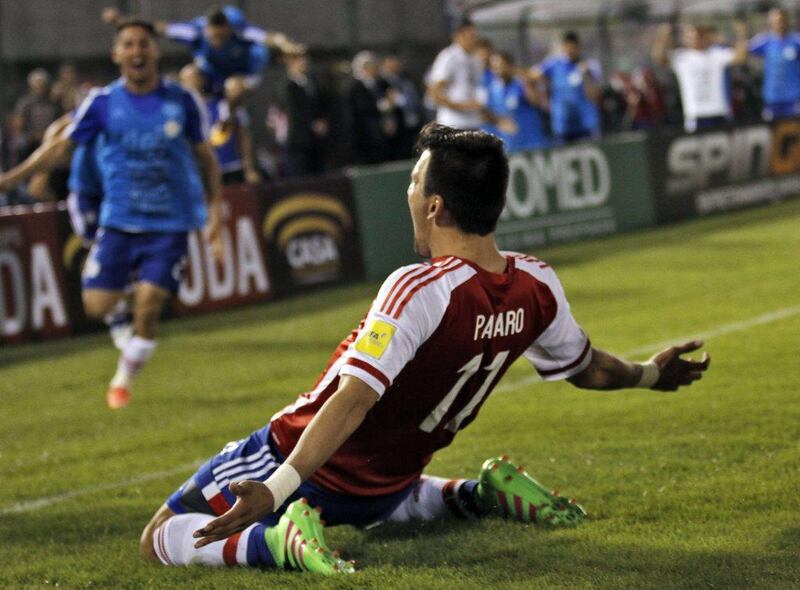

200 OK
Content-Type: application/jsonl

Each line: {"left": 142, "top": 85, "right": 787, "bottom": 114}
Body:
{"left": 115, "top": 18, "right": 158, "bottom": 39}
{"left": 562, "top": 30, "right": 581, "bottom": 44}
{"left": 454, "top": 17, "right": 475, "bottom": 33}
{"left": 494, "top": 50, "right": 514, "bottom": 65}
{"left": 415, "top": 123, "right": 508, "bottom": 236}
{"left": 207, "top": 8, "right": 230, "bottom": 27}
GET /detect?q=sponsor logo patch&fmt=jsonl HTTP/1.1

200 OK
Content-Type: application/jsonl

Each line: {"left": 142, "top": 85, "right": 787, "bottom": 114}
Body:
{"left": 355, "top": 319, "right": 396, "bottom": 359}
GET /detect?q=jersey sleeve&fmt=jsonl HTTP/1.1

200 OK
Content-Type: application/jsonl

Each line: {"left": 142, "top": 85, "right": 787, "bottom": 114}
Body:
{"left": 538, "top": 56, "right": 557, "bottom": 79}
{"left": 246, "top": 43, "right": 270, "bottom": 75}
{"left": 428, "top": 50, "right": 454, "bottom": 85}
{"left": 586, "top": 58, "right": 602, "bottom": 82}
{"left": 712, "top": 46, "right": 736, "bottom": 66}
{"left": 338, "top": 265, "right": 443, "bottom": 396}
{"left": 67, "top": 89, "right": 107, "bottom": 144}
{"left": 242, "top": 25, "right": 268, "bottom": 44}
{"left": 182, "top": 88, "right": 211, "bottom": 143}
{"left": 748, "top": 34, "right": 768, "bottom": 57}
{"left": 522, "top": 266, "right": 592, "bottom": 381}
{"left": 164, "top": 22, "right": 201, "bottom": 47}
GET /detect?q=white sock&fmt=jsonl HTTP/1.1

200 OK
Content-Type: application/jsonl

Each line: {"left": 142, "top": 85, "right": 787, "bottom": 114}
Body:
{"left": 110, "top": 336, "right": 157, "bottom": 388}
{"left": 386, "top": 476, "right": 472, "bottom": 522}
{"left": 153, "top": 513, "right": 259, "bottom": 567}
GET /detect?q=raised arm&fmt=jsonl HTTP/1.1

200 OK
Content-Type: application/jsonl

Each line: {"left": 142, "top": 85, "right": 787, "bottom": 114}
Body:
{"left": 652, "top": 23, "right": 674, "bottom": 66}
{"left": 732, "top": 19, "right": 750, "bottom": 64}
{"left": 101, "top": 7, "right": 169, "bottom": 35}
{"left": 192, "top": 376, "right": 378, "bottom": 547}
{"left": 0, "top": 133, "right": 74, "bottom": 193}
{"left": 567, "top": 340, "right": 710, "bottom": 391}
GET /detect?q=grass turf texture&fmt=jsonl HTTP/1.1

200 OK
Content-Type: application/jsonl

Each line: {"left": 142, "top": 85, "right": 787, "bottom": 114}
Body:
{"left": 1, "top": 199, "right": 799, "bottom": 589}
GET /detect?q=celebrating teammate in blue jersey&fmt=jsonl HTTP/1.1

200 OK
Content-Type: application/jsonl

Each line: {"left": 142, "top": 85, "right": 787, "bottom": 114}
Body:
{"left": 0, "top": 19, "right": 223, "bottom": 409}
{"left": 745, "top": 8, "right": 800, "bottom": 120}
{"left": 102, "top": 5, "right": 303, "bottom": 110}
{"left": 528, "top": 31, "right": 603, "bottom": 143}
{"left": 485, "top": 51, "right": 549, "bottom": 152}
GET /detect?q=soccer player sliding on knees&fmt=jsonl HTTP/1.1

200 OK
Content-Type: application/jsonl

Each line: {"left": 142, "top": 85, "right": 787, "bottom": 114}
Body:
{"left": 141, "top": 124, "right": 710, "bottom": 574}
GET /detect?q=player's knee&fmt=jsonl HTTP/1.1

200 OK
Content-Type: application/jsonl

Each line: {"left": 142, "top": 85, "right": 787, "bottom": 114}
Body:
{"left": 82, "top": 294, "right": 111, "bottom": 319}
{"left": 140, "top": 506, "right": 174, "bottom": 562}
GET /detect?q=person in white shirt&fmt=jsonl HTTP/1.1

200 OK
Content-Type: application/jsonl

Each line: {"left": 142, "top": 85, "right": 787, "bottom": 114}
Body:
{"left": 427, "top": 19, "right": 486, "bottom": 130}
{"left": 653, "top": 23, "right": 748, "bottom": 132}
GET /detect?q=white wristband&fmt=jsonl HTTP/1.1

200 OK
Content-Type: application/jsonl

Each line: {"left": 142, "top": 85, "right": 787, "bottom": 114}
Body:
{"left": 636, "top": 361, "right": 660, "bottom": 389}
{"left": 264, "top": 463, "right": 302, "bottom": 509}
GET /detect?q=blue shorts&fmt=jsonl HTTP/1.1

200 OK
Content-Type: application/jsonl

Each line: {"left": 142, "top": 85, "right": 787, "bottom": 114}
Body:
{"left": 764, "top": 101, "right": 800, "bottom": 120}
{"left": 166, "top": 425, "right": 415, "bottom": 528}
{"left": 82, "top": 227, "right": 188, "bottom": 293}
{"left": 66, "top": 191, "right": 102, "bottom": 244}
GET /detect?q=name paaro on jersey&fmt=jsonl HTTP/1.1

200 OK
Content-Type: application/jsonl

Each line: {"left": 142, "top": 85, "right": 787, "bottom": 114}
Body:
{"left": 473, "top": 308, "right": 525, "bottom": 340}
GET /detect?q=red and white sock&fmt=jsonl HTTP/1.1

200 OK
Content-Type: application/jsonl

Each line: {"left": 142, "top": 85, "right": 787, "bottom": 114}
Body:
{"left": 153, "top": 514, "right": 259, "bottom": 567}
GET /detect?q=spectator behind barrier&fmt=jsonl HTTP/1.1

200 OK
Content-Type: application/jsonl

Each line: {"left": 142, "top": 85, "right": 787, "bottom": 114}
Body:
{"left": 279, "top": 52, "right": 330, "bottom": 177}
{"left": 528, "top": 31, "right": 603, "bottom": 143}
{"left": 745, "top": 8, "right": 800, "bottom": 120}
{"left": 652, "top": 22, "right": 748, "bottom": 132}
{"left": 381, "top": 54, "right": 425, "bottom": 160}
{"left": 486, "top": 51, "right": 549, "bottom": 152}
{"left": 427, "top": 18, "right": 486, "bottom": 130}
{"left": 179, "top": 63, "right": 261, "bottom": 186}
{"left": 348, "top": 51, "right": 399, "bottom": 164}
{"left": 13, "top": 68, "right": 61, "bottom": 157}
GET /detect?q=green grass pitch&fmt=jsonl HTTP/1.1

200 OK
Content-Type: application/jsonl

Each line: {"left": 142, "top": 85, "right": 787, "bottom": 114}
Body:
{"left": 1, "top": 199, "right": 799, "bottom": 589}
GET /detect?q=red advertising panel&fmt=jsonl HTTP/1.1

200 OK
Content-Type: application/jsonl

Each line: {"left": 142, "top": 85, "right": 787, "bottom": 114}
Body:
{"left": 172, "top": 184, "right": 274, "bottom": 315}
{"left": 0, "top": 204, "right": 73, "bottom": 344}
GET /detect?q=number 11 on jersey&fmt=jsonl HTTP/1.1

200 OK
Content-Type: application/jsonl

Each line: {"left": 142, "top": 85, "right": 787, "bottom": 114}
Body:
{"left": 419, "top": 350, "right": 510, "bottom": 434}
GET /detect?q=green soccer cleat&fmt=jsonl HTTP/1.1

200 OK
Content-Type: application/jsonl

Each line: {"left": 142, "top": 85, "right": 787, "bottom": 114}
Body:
{"left": 265, "top": 498, "right": 356, "bottom": 575}
{"left": 475, "top": 456, "right": 587, "bottom": 528}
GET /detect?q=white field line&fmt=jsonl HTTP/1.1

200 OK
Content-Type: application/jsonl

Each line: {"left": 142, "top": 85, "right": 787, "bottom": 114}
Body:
{"left": 2, "top": 304, "right": 799, "bottom": 515}
{"left": 0, "top": 460, "right": 202, "bottom": 515}
{"left": 495, "top": 304, "right": 800, "bottom": 393}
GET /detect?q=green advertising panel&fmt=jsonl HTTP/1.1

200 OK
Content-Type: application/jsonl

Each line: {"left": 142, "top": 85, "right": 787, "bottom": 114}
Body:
{"left": 350, "top": 161, "right": 417, "bottom": 280}
{"left": 496, "top": 133, "right": 656, "bottom": 250}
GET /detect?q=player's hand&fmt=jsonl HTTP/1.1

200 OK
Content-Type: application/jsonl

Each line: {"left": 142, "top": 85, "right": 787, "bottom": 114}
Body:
{"left": 193, "top": 481, "right": 275, "bottom": 548}
{"left": 733, "top": 18, "right": 748, "bottom": 38}
{"left": 0, "top": 175, "right": 12, "bottom": 193}
{"left": 204, "top": 204, "right": 224, "bottom": 262}
{"left": 496, "top": 116, "right": 519, "bottom": 135}
{"left": 648, "top": 340, "right": 710, "bottom": 392}
{"left": 244, "top": 168, "right": 262, "bottom": 186}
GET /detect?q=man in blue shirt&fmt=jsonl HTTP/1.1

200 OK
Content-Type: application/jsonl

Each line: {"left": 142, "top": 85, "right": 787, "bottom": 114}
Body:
{"left": 745, "top": 8, "right": 800, "bottom": 119}
{"left": 180, "top": 64, "right": 261, "bottom": 185}
{"left": 529, "top": 31, "right": 602, "bottom": 142}
{"left": 486, "top": 51, "right": 549, "bottom": 152}
{"left": 102, "top": 5, "right": 303, "bottom": 110}
{"left": 0, "top": 20, "right": 223, "bottom": 410}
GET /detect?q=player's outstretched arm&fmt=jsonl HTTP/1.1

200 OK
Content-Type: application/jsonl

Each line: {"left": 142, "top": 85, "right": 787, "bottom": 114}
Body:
{"left": 101, "top": 7, "right": 168, "bottom": 35}
{"left": 0, "top": 134, "right": 74, "bottom": 193}
{"left": 263, "top": 31, "right": 305, "bottom": 56}
{"left": 567, "top": 340, "right": 710, "bottom": 392}
{"left": 193, "top": 376, "right": 379, "bottom": 547}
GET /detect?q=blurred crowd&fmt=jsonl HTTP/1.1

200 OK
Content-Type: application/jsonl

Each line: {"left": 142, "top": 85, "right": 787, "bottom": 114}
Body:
{"left": 1, "top": 6, "right": 798, "bottom": 208}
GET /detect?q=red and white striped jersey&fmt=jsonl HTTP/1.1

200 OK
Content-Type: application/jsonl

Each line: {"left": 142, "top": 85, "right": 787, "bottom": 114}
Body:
{"left": 270, "top": 252, "right": 591, "bottom": 497}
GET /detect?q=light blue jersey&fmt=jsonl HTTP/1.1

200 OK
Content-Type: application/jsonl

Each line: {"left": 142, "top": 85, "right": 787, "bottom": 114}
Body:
{"left": 749, "top": 32, "right": 800, "bottom": 105}
{"left": 68, "top": 78, "right": 210, "bottom": 233}
{"left": 539, "top": 56, "right": 601, "bottom": 139}
{"left": 486, "top": 77, "right": 549, "bottom": 152}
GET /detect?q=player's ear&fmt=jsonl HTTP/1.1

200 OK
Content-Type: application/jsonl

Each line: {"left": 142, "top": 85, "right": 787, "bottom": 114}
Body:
{"left": 427, "top": 195, "right": 445, "bottom": 223}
